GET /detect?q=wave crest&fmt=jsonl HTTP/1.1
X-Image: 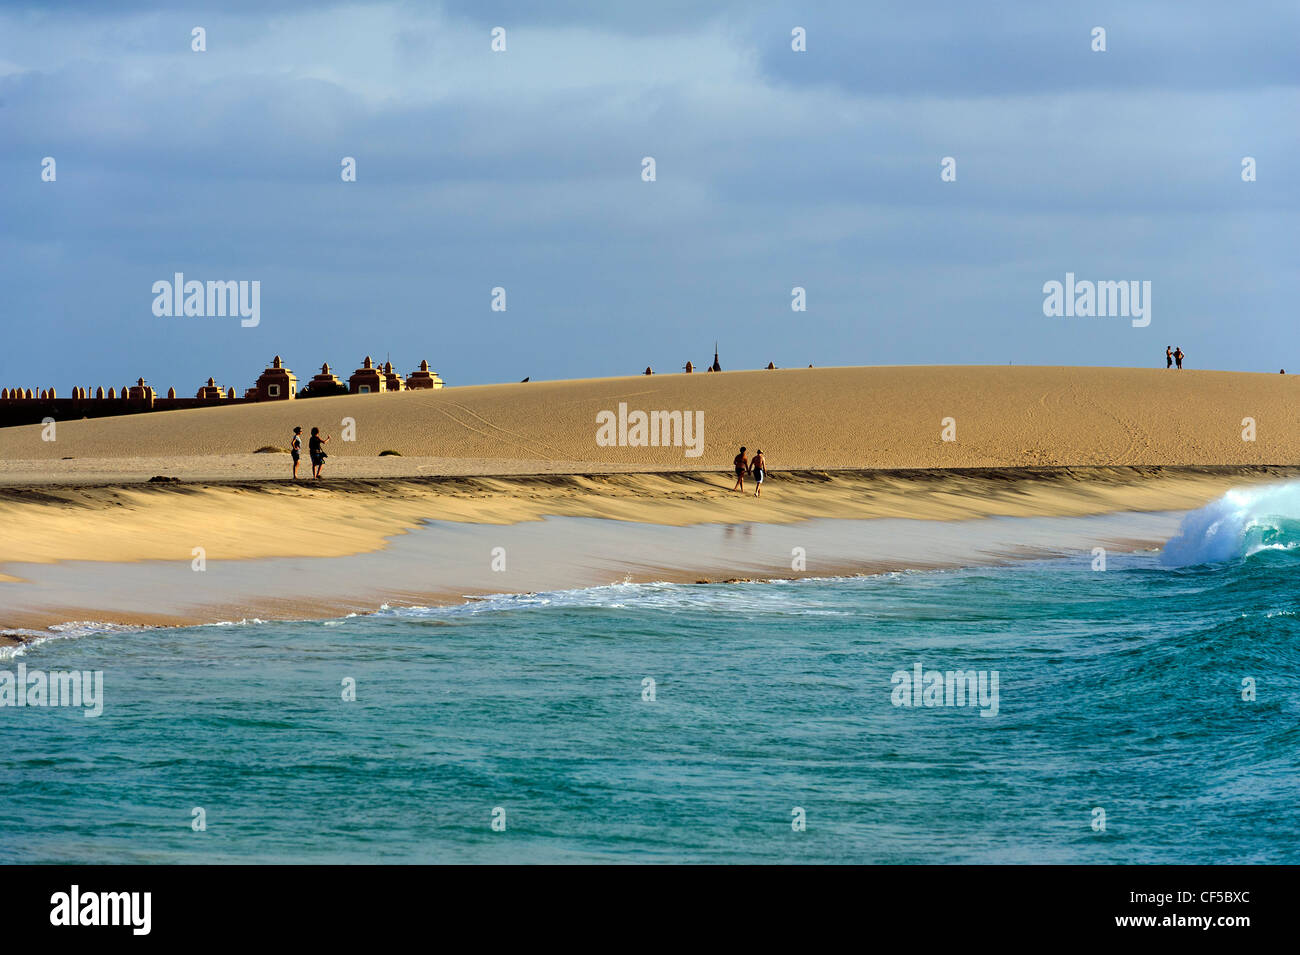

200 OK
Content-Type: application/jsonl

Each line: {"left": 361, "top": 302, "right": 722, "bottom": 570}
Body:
{"left": 1161, "top": 482, "right": 1300, "bottom": 567}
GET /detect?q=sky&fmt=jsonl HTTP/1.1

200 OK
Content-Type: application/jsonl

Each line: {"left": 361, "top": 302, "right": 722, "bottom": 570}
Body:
{"left": 1, "top": 0, "right": 1297, "bottom": 395}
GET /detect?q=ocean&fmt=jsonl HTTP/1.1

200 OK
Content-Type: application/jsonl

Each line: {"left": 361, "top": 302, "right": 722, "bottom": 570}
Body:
{"left": 3, "top": 484, "right": 1299, "bottom": 864}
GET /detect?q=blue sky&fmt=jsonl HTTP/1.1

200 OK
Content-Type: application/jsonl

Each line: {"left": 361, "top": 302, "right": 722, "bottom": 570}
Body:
{"left": 2, "top": 1, "right": 1296, "bottom": 394}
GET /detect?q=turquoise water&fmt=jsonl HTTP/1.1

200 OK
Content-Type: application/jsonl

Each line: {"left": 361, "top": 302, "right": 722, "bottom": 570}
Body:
{"left": 3, "top": 485, "right": 1300, "bottom": 864}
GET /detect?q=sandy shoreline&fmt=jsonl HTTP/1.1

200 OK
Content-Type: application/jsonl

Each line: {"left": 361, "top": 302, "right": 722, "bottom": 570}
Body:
{"left": 1, "top": 464, "right": 1294, "bottom": 642}
{"left": 1, "top": 504, "right": 1191, "bottom": 643}
{"left": 1, "top": 464, "right": 1293, "bottom": 567}
{"left": 4, "top": 366, "right": 1298, "bottom": 640}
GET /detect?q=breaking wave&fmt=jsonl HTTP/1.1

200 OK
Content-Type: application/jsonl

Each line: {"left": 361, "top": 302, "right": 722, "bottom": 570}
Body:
{"left": 1161, "top": 482, "right": 1300, "bottom": 567}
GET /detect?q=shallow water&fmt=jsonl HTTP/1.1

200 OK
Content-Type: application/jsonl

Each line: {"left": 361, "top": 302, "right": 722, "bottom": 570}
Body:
{"left": 0, "top": 508, "right": 1184, "bottom": 624}
{"left": 3, "top": 487, "right": 1299, "bottom": 863}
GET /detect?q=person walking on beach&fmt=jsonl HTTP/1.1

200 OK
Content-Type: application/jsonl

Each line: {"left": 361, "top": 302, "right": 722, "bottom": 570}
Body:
{"left": 309, "top": 426, "right": 330, "bottom": 479}
{"left": 751, "top": 449, "right": 767, "bottom": 498}
{"left": 1174, "top": 346, "right": 1184, "bottom": 370}
{"left": 291, "top": 426, "right": 303, "bottom": 479}
{"left": 732, "top": 446, "right": 749, "bottom": 493}
{"left": 1166, "top": 346, "right": 1173, "bottom": 369}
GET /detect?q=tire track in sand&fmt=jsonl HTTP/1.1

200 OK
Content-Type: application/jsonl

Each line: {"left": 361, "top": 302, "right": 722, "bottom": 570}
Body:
{"left": 434, "top": 402, "right": 568, "bottom": 461}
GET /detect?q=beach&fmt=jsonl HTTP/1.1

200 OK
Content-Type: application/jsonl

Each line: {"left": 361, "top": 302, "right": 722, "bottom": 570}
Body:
{"left": 10, "top": 0, "right": 1298, "bottom": 881}
{"left": 2, "top": 365, "right": 1298, "bottom": 637}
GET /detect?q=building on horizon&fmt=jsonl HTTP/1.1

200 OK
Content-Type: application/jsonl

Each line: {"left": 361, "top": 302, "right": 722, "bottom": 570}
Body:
{"left": 252, "top": 356, "right": 297, "bottom": 400}
{"left": 381, "top": 360, "right": 405, "bottom": 392}
{"left": 196, "top": 377, "right": 225, "bottom": 401}
{"left": 406, "top": 360, "right": 444, "bottom": 390}
{"left": 303, "top": 362, "right": 345, "bottom": 397}
{"left": 348, "top": 356, "right": 383, "bottom": 394}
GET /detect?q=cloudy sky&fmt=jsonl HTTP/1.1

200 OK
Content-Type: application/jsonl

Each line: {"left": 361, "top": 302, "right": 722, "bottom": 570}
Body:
{"left": 2, "top": 1, "right": 1296, "bottom": 394}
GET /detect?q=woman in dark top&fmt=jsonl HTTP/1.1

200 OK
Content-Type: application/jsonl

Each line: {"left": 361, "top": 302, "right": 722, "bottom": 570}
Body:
{"left": 291, "top": 426, "right": 302, "bottom": 480}
{"left": 309, "top": 426, "right": 330, "bottom": 479}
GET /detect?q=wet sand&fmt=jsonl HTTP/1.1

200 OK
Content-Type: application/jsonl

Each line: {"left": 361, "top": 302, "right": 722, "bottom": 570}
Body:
{"left": 1, "top": 509, "right": 1186, "bottom": 643}
{"left": 1, "top": 465, "right": 1293, "bottom": 641}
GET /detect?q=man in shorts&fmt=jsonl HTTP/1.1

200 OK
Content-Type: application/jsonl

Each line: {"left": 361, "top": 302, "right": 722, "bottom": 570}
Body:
{"left": 751, "top": 449, "right": 766, "bottom": 498}
{"left": 732, "top": 446, "right": 749, "bottom": 493}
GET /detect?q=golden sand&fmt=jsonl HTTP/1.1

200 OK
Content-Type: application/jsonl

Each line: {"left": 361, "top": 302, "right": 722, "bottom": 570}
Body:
{"left": 0, "top": 467, "right": 1294, "bottom": 571}
{"left": 1, "top": 366, "right": 1296, "bottom": 637}
{"left": 2, "top": 365, "right": 1297, "bottom": 474}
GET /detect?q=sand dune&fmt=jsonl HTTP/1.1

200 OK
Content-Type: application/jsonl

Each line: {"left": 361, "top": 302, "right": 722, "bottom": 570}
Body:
{"left": 2, "top": 366, "right": 1298, "bottom": 476}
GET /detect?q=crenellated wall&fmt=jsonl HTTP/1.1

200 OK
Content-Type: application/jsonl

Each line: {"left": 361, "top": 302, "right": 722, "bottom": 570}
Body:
{"left": 0, "top": 392, "right": 248, "bottom": 428}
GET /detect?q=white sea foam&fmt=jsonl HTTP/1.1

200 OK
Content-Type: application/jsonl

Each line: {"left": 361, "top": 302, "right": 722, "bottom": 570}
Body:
{"left": 371, "top": 577, "right": 876, "bottom": 621}
{"left": 1161, "top": 481, "right": 1300, "bottom": 567}
{"left": 0, "top": 621, "right": 145, "bottom": 659}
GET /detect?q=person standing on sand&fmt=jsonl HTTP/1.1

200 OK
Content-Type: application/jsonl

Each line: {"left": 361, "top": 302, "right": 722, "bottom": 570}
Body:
{"left": 1166, "top": 346, "right": 1173, "bottom": 369}
{"left": 291, "top": 426, "right": 303, "bottom": 479}
{"left": 309, "top": 426, "right": 330, "bottom": 479}
{"left": 1175, "top": 347, "right": 1185, "bottom": 370}
{"left": 732, "top": 446, "right": 749, "bottom": 493}
{"left": 751, "top": 450, "right": 767, "bottom": 498}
